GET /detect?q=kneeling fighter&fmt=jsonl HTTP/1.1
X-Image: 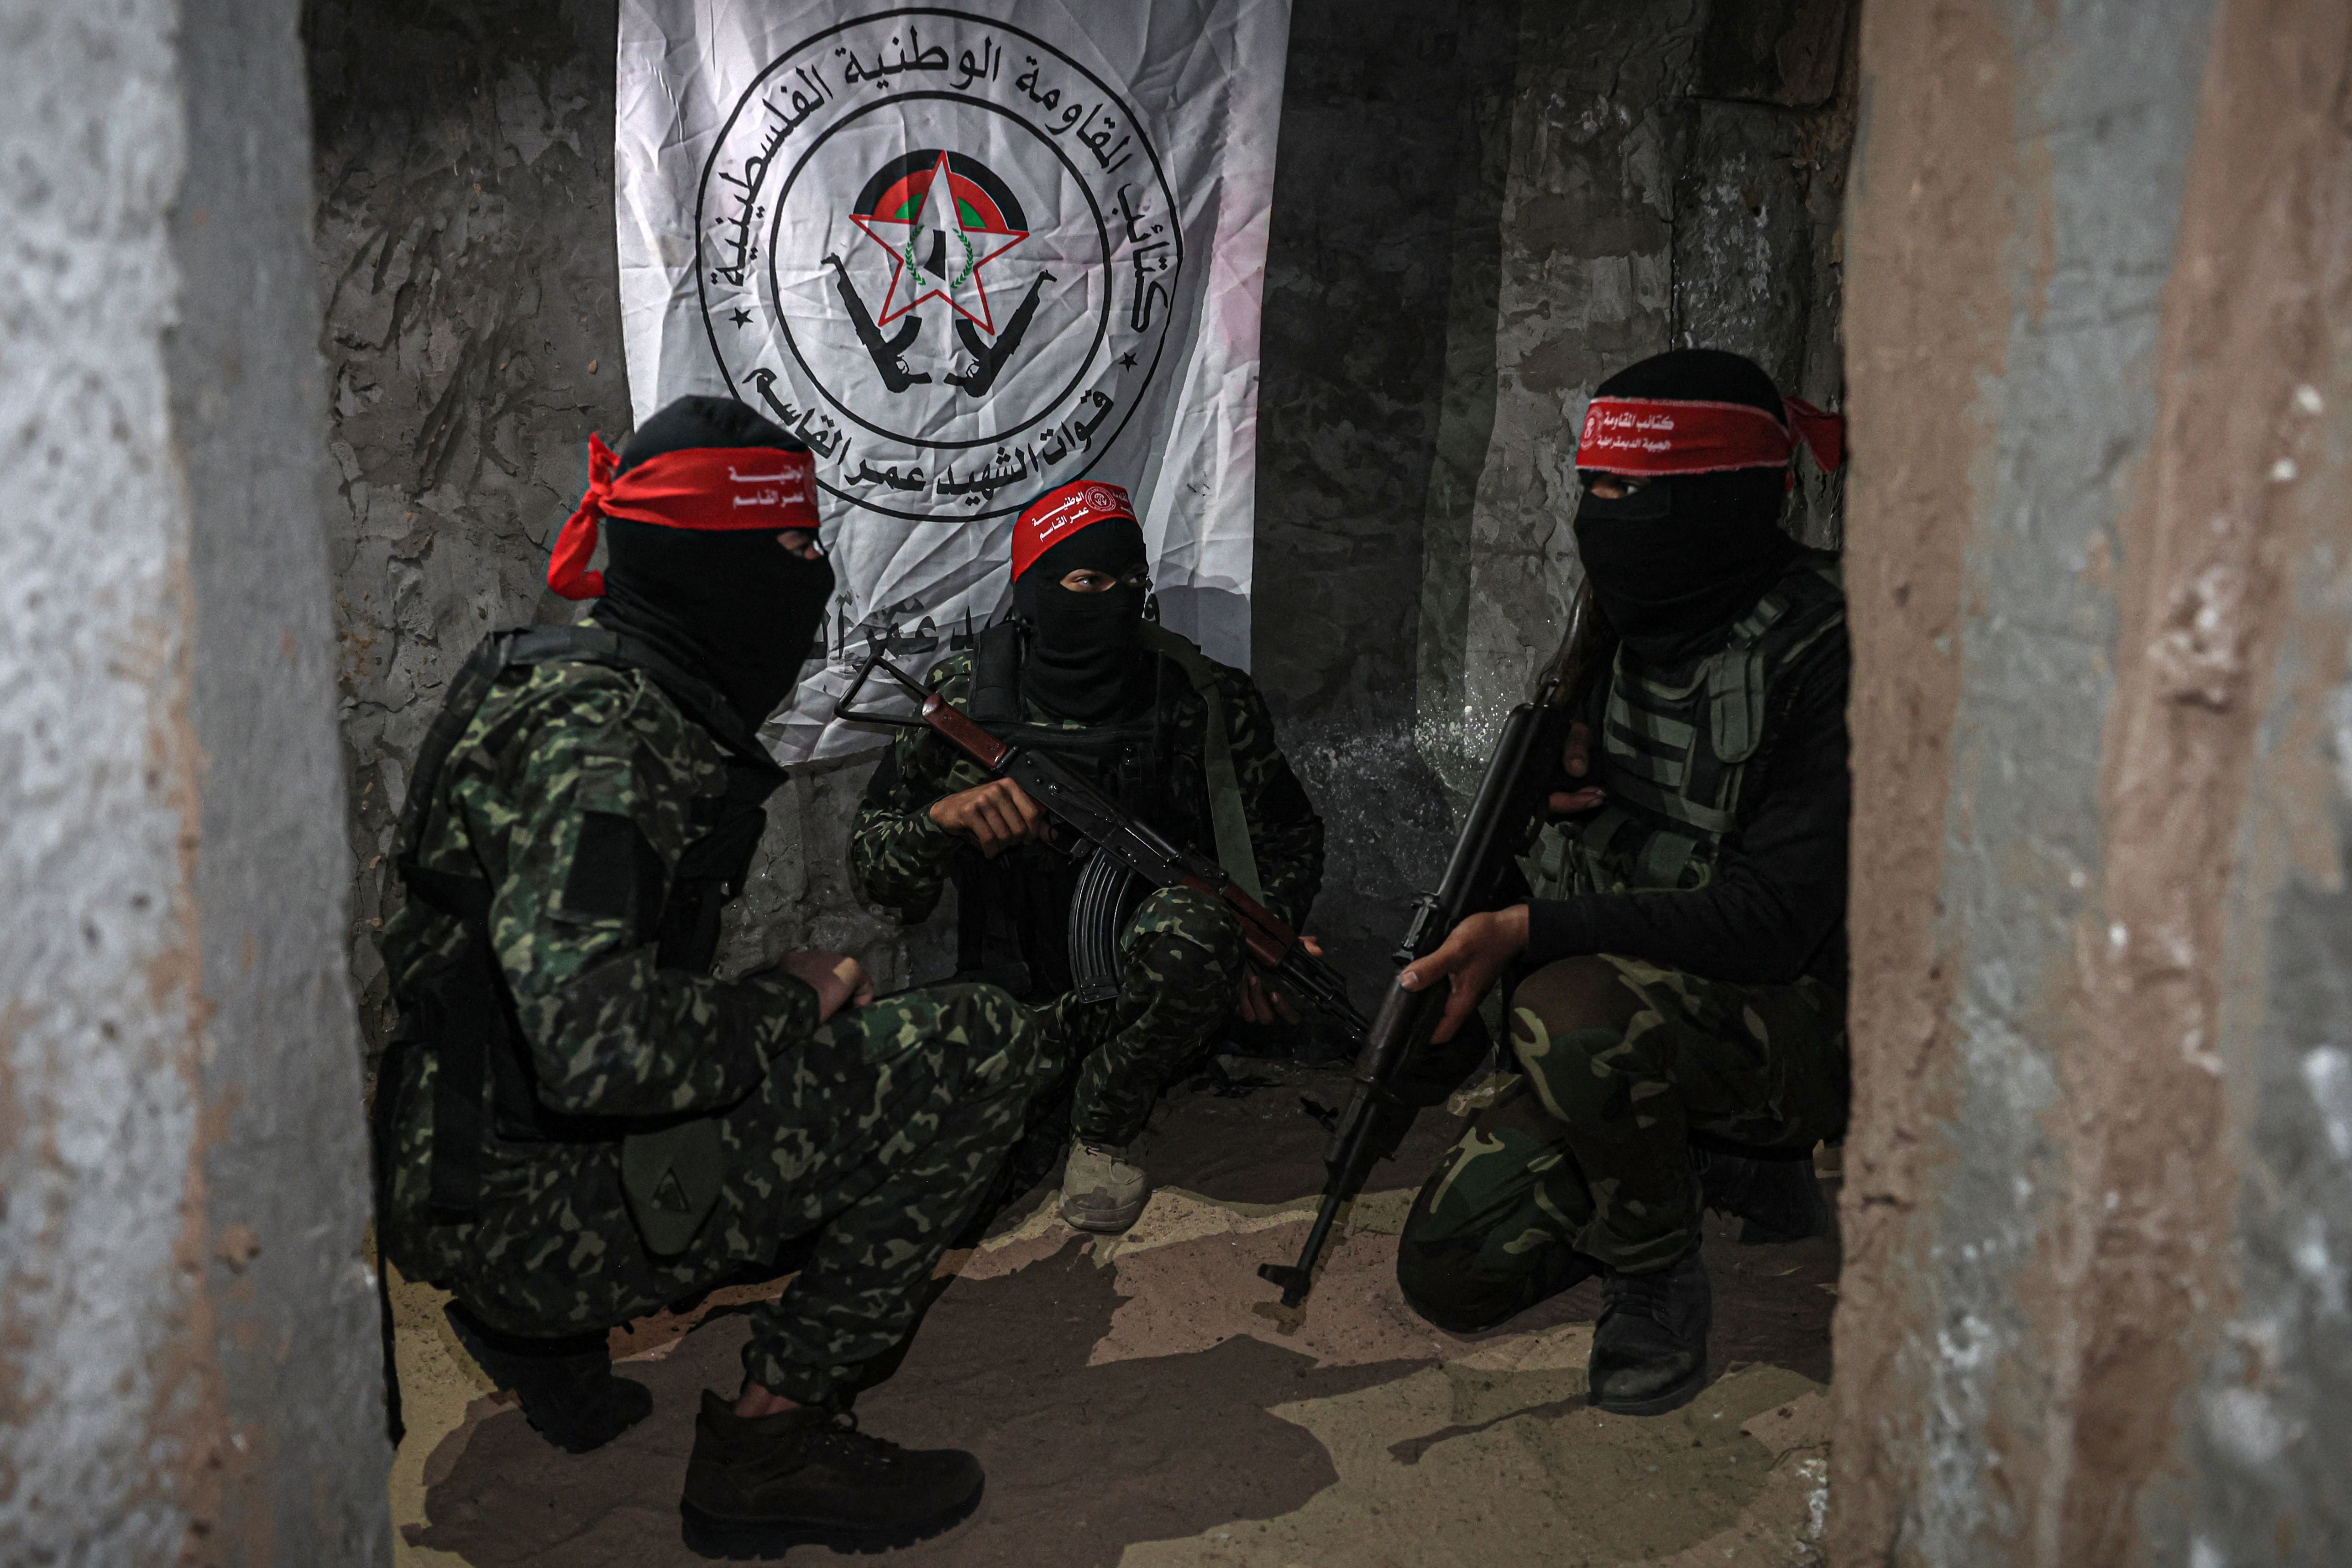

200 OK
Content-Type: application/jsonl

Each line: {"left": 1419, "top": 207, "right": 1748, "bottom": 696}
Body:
{"left": 850, "top": 480, "right": 1325, "bottom": 1232}
{"left": 1392, "top": 349, "right": 1851, "bottom": 1416}
{"left": 376, "top": 397, "right": 1057, "bottom": 1558}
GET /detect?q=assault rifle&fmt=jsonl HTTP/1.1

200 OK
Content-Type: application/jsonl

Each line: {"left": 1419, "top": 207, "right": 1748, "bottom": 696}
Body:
{"left": 834, "top": 650, "right": 1371, "bottom": 1040}
{"left": 1256, "top": 582, "right": 1616, "bottom": 1309}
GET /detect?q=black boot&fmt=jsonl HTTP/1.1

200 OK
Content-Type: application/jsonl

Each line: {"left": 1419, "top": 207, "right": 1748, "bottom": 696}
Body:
{"left": 444, "top": 1302, "right": 652, "bottom": 1454}
{"left": 1589, "top": 1246, "right": 1712, "bottom": 1416}
{"left": 680, "top": 1391, "right": 984, "bottom": 1559}
{"left": 1694, "top": 1147, "right": 1832, "bottom": 1244}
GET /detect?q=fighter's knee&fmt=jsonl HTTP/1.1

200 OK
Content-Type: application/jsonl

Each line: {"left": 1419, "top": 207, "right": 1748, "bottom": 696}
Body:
{"left": 933, "top": 982, "right": 1038, "bottom": 1059}
{"left": 1512, "top": 957, "right": 1627, "bottom": 1040}
{"left": 1128, "top": 886, "right": 1244, "bottom": 969}
{"left": 1394, "top": 1231, "right": 1518, "bottom": 1335}
{"left": 1508, "top": 960, "right": 1648, "bottom": 1126}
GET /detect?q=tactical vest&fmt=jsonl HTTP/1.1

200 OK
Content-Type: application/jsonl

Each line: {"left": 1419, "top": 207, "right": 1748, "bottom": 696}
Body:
{"left": 947, "top": 619, "right": 1259, "bottom": 996}
{"left": 1525, "top": 552, "right": 1845, "bottom": 898}
{"left": 378, "top": 625, "right": 784, "bottom": 1253}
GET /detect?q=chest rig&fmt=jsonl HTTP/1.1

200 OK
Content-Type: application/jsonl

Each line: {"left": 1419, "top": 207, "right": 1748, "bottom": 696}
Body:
{"left": 1526, "top": 552, "right": 1844, "bottom": 897}
{"left": 382, "top": 625, "right": 784, "bottom": 1232}
{"left": 948, "top": 619, "right": 1258, "bottom": 999}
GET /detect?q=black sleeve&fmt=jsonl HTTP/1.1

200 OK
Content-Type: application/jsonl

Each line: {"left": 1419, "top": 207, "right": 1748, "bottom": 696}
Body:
{"left": 1524, "top": 639, "right": 1850, "bottom": 985}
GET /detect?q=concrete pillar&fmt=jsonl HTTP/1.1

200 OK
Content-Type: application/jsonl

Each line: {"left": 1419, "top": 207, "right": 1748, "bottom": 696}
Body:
{"left": 1836, "top": 0, "right": 2352, "bottom": 1561}
{"left": 0, "top": 0, "right": 391, "bottom": 1561}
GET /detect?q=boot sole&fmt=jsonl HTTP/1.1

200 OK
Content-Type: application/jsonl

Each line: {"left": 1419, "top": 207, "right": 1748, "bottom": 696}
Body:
{"left": 1058, "top": 1198, "right": 1147, "bottom": 1233}
{"left": 679, "top": 1482, "right": 983, "bottom": 1560}
{"left": 1590, "top": 1361, "right": 1709, "bottom": 1417}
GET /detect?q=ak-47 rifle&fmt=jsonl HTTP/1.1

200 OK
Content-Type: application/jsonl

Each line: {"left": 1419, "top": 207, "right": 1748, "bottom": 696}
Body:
{"left": 835, "top": 649, "right": 1371, "bottom": 1040}
{"left": 1257, "top": 582, "right": 1616, "bottom": 1309}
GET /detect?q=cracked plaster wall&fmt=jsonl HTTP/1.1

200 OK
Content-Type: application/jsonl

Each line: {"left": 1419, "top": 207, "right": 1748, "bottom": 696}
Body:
{"left": 0, "top": 0, "right": 388, "bottom": 1561}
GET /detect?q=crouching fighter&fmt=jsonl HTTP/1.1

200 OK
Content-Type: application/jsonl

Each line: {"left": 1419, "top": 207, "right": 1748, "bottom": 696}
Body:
{"left": 374, "top": 396, "right": 1058, "bottom": 1558}
{"left": 850, "top": 481, "right": 1325, "bottom": 1233}
{"left": 1392, "top": 350, "right": 1851, "bottom": 1416}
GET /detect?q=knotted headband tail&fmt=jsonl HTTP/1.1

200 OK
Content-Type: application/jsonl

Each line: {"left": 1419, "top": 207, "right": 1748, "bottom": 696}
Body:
{"left": 1781, "top": 397, "right": 1845, "bottom": 474}
{"left": 545, "top": 433, "right": 820, "bottom": 600}
{"left": 546, "top": 432, "right": 622, "bottom": 600}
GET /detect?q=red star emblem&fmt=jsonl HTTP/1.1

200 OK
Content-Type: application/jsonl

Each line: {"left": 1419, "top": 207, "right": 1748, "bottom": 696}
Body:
{"left": 849, "top": 151, "right": 1029, "bottom": 334}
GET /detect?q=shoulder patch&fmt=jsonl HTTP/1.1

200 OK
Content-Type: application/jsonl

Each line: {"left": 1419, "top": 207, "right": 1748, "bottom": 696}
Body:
{"left": 558, "top": 810, "right": 665, "bottom": 933}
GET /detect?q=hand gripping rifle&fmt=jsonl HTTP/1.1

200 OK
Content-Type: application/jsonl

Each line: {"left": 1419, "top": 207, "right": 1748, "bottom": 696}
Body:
{"left": 835, "top": 650, "right": 1371, "bottom": 1041}
{"left": 1256, "top": 582, "right": 1615, "bottom": 1309}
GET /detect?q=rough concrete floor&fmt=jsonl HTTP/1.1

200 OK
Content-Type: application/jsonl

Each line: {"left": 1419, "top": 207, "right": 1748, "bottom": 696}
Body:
{"left": 388, "top": 1059, "right": 1838, "bottom": 1567}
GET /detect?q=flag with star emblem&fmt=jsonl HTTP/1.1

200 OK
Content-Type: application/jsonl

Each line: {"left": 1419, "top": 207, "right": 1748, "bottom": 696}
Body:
{"left": 616, "top": 0, "right": 1292, "bottom": 761}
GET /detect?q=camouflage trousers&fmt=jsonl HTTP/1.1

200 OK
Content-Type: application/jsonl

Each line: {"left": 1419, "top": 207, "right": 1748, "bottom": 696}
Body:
{"left": 440, "top": 982, "right": 1053, "bottom": 1407}
{"left": 1049, "top": 883, "right": 1246, "bottom": 1148}
{"left": 1396, "top": 954, "right": 1847, "bottom": 1332}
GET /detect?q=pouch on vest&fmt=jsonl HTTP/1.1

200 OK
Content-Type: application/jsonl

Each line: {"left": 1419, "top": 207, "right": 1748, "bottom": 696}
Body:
{"left": 1526, "top": 552, "right": 1844, "bottom": 899}
{"left": 617, "top": 761, "right": 774, "bottom": 1257}
{"left": 620, "top": 1118, "right": 725, "bottom": 1257}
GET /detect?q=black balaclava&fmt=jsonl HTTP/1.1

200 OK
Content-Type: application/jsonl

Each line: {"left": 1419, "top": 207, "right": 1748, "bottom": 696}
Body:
{"left": 591, "top": 395, "right": 836, "bottom": 729}
{"left": 1012, "top": 516, "right": 1150, "bottom": 723}
{"left": 1574, "top": 349, "right": 1799, "bottom": 666}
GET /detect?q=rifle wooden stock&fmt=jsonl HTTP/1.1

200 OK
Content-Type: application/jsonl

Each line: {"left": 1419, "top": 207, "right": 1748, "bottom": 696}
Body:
{"left": 918, "top": 694, "right": 1011, "bottom": 770}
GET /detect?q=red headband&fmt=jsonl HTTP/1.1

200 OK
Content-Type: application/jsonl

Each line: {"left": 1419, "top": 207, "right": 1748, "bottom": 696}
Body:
{"left": 546, "top": 432, "right": 820, "bottom": 599}
{"left": 1575, "top": 395, "right": 1846, "bottom": 480}
{"left": 1011, "top": 481, "right": 1137, "bottom": 581}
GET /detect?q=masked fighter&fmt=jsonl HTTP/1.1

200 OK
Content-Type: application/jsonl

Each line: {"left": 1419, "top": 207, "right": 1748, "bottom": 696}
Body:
{"left": 1390, "top": 350, "right": 1851, "bottom": 1416}
{"left": 375, "top": 396, "right": 1059, "bottom": 1558}
{"left": 851, "top": 480, "right": 1325, "bottom": 1233}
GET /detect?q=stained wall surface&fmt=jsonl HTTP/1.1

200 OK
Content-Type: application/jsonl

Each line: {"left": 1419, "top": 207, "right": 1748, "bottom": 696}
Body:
{"left": 0, "top": 0, "right": 389, "bottom": 1562}
{"left": 1834, "top": 0, "right": 2352, "bottom": 1560}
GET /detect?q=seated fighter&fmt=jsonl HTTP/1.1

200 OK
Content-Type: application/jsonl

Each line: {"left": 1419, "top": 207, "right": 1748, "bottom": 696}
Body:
{"left": 375, "top": 397, "right": 1059, "bottom": 1559}
{"left": 1390, "top": 350, "right": 1850, "bottom": 1416}
{"left": 850, "top": 480, "right": 1325, "bottom": 1233}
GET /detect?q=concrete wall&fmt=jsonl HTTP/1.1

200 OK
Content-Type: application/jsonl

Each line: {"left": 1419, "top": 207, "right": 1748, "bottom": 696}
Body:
{"left": 0, "top": 0, "right": 389, "bottom": 1562}
{"left": 1833, "top": 0, "right": 2352, "bottom": 1561}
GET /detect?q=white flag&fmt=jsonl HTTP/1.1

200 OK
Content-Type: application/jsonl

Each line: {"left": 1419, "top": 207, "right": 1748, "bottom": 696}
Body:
{"left": 615, "top": 0, "right": 1291, "bottom": 761}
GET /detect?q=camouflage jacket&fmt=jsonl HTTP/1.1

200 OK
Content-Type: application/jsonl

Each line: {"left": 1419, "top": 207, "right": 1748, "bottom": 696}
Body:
{"left": 379, "top": 659, "right": 818, "bottom": 1127}
{"left": 850, "top": 639, "right": 1325, "bottom": 936}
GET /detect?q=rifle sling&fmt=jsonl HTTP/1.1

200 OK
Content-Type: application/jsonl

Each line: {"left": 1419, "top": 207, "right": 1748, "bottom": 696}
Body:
{"left": 1136, "top": 623, "right": 1262, "bottom": 903}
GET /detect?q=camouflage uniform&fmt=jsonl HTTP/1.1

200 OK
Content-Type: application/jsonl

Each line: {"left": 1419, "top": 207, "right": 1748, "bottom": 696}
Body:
{"left": 376, "top": 654, "right": 1056, "bottom": 1406}
{"left": 850, "top": 635, "right": 1322, "bottom": 1146}
{"left": 1396, "top": 954, "right": 1846, "bottom": 1328}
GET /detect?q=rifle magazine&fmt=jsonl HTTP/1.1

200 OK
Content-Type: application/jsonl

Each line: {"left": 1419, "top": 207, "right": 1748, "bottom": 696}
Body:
{"left": 1066, "top": 846, "right": 1140, "bottom": 1004}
